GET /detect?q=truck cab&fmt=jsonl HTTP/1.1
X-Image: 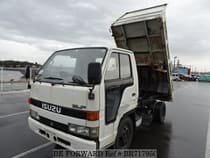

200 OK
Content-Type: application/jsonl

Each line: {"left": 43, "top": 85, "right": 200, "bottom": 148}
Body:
{"left": 28, "top": 47, "right": 139, "bottom": 150}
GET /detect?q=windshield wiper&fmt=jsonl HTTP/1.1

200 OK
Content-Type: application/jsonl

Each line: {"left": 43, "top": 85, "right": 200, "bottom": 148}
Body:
{"left": 72, "top": 75, "right": 87, "bottom": 85}
{"left": 43, "top": 77, "right": 64, "bottom": 80}
{"left": 42, "top": 76, "right": 66, "bottom": 86}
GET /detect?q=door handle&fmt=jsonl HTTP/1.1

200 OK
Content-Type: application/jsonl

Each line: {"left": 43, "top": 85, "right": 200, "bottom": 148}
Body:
{"left": 132, "top": 93, "right": 136, "bottom": 97}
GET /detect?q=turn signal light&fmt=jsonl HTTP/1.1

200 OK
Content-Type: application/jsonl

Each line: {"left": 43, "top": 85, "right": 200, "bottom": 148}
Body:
{"left": 86, "top": 111, "right": 99, "bottom": 121}
{"left": 28, "top": 98, "right": 32, "bottom": 104}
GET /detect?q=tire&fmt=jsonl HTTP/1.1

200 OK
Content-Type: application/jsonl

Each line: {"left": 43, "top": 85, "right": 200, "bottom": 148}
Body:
{"left": 153, "top": 102, "right": 166, "bottom": 124}
{"left": 113, "top": 117, "right": 134, "bottom": 149}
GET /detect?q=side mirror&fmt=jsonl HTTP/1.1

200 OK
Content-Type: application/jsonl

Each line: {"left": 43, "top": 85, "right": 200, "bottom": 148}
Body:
{"left": 88, "top": 62, "right": 102, "bottom": 84}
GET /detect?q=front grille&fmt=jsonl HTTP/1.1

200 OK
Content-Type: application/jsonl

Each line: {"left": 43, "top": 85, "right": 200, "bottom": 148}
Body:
{"left": 39, "top": 116, "right": 69, "bottom": 133}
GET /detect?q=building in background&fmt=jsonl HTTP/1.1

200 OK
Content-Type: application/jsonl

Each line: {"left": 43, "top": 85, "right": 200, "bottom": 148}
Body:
{"left": 172, "top": 65, "right": 198, "bottom": 81}
{"left": 172, "top": 66, "right": 191, "bottom": 75}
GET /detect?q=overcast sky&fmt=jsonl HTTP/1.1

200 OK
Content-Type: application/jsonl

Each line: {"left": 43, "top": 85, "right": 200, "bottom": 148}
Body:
{"left": 0, "top": 0, "right": 209, "bottom": 71}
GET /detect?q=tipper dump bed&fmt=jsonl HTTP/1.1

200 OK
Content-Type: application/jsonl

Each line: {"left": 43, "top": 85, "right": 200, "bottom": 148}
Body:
{"left": 111, "top": 4, "right": 172, "bottom": 101}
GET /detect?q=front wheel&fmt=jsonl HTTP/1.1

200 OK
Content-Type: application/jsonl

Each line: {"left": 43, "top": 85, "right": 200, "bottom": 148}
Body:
{"left": 113, "top": 117, "right": 134, "bottom": 149}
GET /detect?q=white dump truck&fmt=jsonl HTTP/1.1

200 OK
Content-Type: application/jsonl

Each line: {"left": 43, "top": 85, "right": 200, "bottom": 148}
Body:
{"left": 28, "top": 4, "right": 172, "bottom": 150}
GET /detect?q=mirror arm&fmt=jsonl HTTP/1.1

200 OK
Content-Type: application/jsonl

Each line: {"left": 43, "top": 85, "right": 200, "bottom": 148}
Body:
{"left": 88, "top": 85, "right": 95, "bottom": 100}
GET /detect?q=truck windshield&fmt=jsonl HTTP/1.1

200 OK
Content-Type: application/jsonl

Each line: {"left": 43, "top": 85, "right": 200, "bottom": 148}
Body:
{"left": 36, "top": 48, "right": 107, "bottom": 85}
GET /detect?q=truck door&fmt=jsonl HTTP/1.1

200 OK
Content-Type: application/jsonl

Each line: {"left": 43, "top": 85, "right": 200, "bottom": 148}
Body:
{"left": 104, "top": 52, "right": 134, "bottom": 124}
{"left": 100, "top": 51, "right": 137, "bottom": 148}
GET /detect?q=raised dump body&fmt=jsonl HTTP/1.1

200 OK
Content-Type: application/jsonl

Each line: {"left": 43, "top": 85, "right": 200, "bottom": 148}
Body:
{"left": 111, "top": 4, "right": 172, "bottom": 101}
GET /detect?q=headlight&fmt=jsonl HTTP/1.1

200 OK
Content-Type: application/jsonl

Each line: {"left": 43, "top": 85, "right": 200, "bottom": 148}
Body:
{"left": 30, "top": 109, "right": 40, "bottom": 120}
{"left": 68, "top": 123, "right": 98, "bottom": 138}
{"left": 77, "top": 126, "right": 89, "bottom": 136}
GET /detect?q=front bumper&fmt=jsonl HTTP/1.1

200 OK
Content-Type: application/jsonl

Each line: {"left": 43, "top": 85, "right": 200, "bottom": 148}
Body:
{"left": 28, "top": 117, "right": 97, "bottom": 150}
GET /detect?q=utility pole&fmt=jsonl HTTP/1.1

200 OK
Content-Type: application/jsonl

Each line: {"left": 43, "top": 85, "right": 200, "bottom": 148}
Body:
{"left": 173, "top": 56, "right": 177, "bottom": 70}
{"left": 0, "top": 66, "right": 3, "bottom": 93}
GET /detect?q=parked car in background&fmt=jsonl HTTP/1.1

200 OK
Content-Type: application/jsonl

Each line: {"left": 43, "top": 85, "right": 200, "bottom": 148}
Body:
{"left": 171, "top": 73, "right": 197, "bottom": 81}
{"left": 179, "top": 74, "right": 190, "bottom": 81}
{"left": 171, "top": 73, "right": 181, "bottom": 81}
{"left": 179, "top": 74, "right": 198, "bottom": 81}
{"left": 191, "top": 74, "right": 198, "bottom": 81}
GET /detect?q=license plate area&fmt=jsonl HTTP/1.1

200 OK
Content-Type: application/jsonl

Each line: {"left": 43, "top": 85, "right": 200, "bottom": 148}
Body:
{"left": 39, "top": 129, "right": 71, "bottom": 146}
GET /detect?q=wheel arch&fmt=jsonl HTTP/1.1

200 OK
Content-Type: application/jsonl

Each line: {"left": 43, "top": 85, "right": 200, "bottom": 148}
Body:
{"left": 113, "top": 108, "right": 137, "bottom": 141}
{"left": 113, "top": 109, "right": 136, "bottom": 149}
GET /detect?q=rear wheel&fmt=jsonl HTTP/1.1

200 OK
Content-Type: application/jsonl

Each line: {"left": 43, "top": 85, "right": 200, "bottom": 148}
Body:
{"left": 113, "top": 117, "right": 134, "bottom": 149}
{"left": 153, "top": 102, "right": 166, "bottom": 124}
